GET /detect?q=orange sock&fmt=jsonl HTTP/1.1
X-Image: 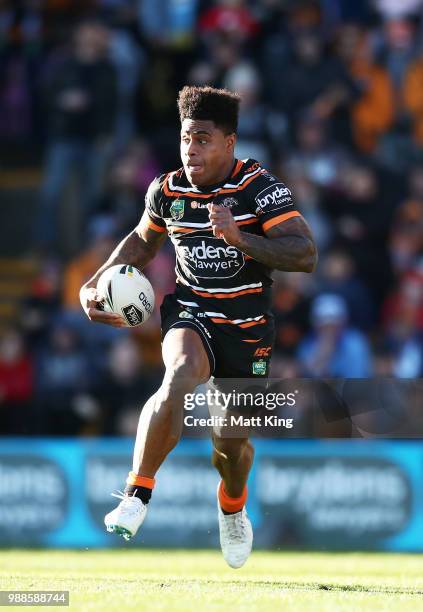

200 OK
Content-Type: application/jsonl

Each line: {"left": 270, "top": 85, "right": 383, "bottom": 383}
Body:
{"left": 218, "top": 480, "right": 247, "bottom": 513}
{"left": 126, "top": 471, "right": 156, "bottom": 489}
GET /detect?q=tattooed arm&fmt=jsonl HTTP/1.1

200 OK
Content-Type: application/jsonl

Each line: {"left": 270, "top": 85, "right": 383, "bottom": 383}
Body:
{"left": 208, "top": 204, "right": 317, "bottom": 273}
{"left": 80, "top": 210, "right": 167, "bottom": 326}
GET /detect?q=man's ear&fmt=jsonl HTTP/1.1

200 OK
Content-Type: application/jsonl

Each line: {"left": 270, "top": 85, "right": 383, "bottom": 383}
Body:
{"left": 226, "top": 133, "right": 236, "bottom": 152}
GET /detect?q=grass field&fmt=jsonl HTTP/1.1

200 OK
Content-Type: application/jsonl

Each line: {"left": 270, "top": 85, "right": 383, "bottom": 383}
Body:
{"left": 2, "top": 549, "right": 423, "bottom": 611}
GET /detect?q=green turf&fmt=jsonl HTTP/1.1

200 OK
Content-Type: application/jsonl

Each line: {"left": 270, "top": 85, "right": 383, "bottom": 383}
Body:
{"left": 2, "top": 549, "right": 423, "bottom": 611}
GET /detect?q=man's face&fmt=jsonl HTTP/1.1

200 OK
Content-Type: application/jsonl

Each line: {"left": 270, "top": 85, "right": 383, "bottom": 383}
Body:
{"left": 180, "top": 119, "right": 236, "bottom": 187}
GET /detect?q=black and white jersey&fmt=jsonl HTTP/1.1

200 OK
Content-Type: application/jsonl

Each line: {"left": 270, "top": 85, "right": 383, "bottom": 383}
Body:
{"left": 145, "top": 158, "right": 302, "bottom": 334}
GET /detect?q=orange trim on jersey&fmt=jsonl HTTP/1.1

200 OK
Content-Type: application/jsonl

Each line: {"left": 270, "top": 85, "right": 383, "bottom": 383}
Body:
{"left": 211, "top": 317, "right": 266, "bottom": 329}
{"left": 147, "top": 219, "right": 167, "bottom": 233}
{"left": 262, "top": 210, "right": 302, "bottom": 232}
{"left": 237, "top": 217, "right": 258, "bottom": 226}
{"left": 192, "top": 287, "right": 262, "bottom": 299}
{"left": 163, "top": 173, "right": 211, "bottom": 199}
{"left": 231, "top": 159, "right": 244, "bottom": 177}
{"left": 163, "top": 169, "right": 262, "bottom": 199}
{"left": 219, "top": 171, "right": 262, "bottom": 195}
{"left": 239, "top": 319, "right": 267, "bottom": 329}
{"left": 242, "top": 338, "right": 262, "bottom": 343}
{"left": 170, "top": 226, "right": 202, "bottom": 234}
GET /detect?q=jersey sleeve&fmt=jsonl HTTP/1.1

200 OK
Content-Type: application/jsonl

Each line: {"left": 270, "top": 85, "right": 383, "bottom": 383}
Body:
{"left": 144, "top": 175, "right": 167, "bottom": 233}
{"left": 252, "top": 170, "right": 302, "bottom": 232}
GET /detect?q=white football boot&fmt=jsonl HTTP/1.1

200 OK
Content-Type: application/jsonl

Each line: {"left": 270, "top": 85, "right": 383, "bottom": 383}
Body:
{"left": 217, "top": 485, "right": 253, "bottom": 568}
{"left": 104, "top": 491, "right": 147, "bottom": 541}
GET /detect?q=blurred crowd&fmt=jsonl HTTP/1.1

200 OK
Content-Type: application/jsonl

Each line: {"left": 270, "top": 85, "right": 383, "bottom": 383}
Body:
{"left": 0, "top": 0, "right": 422, "bottom": 436}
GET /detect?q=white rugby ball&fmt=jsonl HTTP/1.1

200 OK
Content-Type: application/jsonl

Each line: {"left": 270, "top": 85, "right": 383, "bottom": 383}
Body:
{"left": 97, "top": 264, "right": 155, "bottom": 326}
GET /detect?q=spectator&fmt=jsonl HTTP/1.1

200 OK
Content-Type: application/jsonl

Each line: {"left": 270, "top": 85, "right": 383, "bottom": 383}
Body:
{"left": 382, "top": 266, "right": 423, "bottom": 336}
{"left": 284, "top": 114, "right": 349, "bottom": 188}
{"left": 272, "top": 272, "right": 315, "bottom": 357}
{"left": 389, "top": 165, "right": 423, "bottom": 274}
{"left": 20, "top": 258, "right": 63, "bottom": 349}
{"left": 35, "top": 21, "right": 117, "bottom": 251}
{"left": 108, "top": 26, "right": 145, "bottom": 150}
{"left": 35, "top": 325, "right": 95, "bottom": 434}
{"left": 382, "top": 267, "right": 423, "bottom": 377}
{"left": 0, "top": 329, "right": 34, "bottom": 434}
{"left": 283, "top": 172, "right": 332, "bottom": 253}
{"left": 103, "top": 139, "right": 160, "bottom": 232}
{"left": 224, "top": 61, "right": 287, "bottom": 165}
{"left": 98, "top": 336, "right": 160, "bottom": 435}
{"left": 139, "top": 0, "right": 199, "bottom": 48}
{"left": 324, "top": 163, "right": 394, "bottom": 305}
{"left": 377, "top": 18, "right": 420, "bottom": 90}
{"left": 62, "top": 217, "right": 117, "bottom": 309}
{"left": 403, "top": 48, "right": 423, "bottom": 146}
{"left": 297, "top": 294, "right": 373, "bottom": 377}
{"left": 265, "top": 28, "right": 357, "bottom": 141}
{"left": 318, "top": 250, "right": 376, "bottom": 330}
{"left": 336, "top": 24, "right": 395, "bottom": 153}
{"left": 198, "top": 0, "right": 259, "bottom": 44}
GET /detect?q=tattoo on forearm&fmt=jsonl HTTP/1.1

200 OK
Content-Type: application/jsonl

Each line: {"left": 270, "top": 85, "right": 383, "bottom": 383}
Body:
{"left": 85, "top": 227, "right": 165, "bottom": 287}
{"left": 104, "top": 230, "right": 161, "bottom": 269}
{"left": 237, "top": 217, "right": 317, "bottom": 272}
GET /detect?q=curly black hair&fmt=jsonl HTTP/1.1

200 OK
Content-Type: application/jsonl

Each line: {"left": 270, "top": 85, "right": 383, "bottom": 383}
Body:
{"left": 177, "top": 86, "right": 240, "bottom": 134}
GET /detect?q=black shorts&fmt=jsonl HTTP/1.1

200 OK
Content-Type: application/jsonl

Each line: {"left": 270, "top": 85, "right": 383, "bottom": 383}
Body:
{"left": 160, "top": 293, "right": 275, "bottom": 379}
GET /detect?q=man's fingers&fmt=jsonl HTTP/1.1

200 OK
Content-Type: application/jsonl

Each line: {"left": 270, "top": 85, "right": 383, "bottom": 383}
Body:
{"left": 211, "top": 223, "right": 224, "bottom": 239}
{"left": 208, "top": 212, "right": 226, "bottom": 222}
{"left": 87, "top": 308, "right": 127, "bottom": 327}
{"left": 87, "top": 298, "right": 103, "bottom": 311}
{"left": 85, "top": 287, "right": 101, "bottom": 302}
{"left": 207, "top": 202, "right": 220, "bottom": 212}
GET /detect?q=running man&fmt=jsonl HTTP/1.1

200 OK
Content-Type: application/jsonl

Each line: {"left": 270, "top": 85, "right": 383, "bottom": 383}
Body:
{"left": 80, "top": 86, "right": 317, "bottom": 568}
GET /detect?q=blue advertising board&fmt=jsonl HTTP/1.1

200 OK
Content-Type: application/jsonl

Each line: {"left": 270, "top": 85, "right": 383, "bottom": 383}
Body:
{"left": 0, "top": 438, "right": 422, "bottom": 550}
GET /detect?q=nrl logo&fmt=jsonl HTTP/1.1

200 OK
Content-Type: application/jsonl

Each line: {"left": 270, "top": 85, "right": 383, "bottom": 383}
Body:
{"left": 170, "top": 199, "right": 185, "bottom": 220}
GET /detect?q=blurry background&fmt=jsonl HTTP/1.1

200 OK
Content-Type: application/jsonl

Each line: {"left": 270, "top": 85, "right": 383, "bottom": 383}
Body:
{"left": 0, "top": 0, "right": 422, "bottom": 550}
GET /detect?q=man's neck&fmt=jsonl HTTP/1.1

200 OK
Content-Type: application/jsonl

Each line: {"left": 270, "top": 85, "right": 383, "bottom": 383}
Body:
{"left": 190, "top": 158, "right": 236, "bottom": 190}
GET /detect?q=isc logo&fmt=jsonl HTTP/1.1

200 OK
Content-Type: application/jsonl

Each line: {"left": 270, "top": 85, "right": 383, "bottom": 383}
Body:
{"left": 254, "top": 347, "right": 272, "bottom": 357}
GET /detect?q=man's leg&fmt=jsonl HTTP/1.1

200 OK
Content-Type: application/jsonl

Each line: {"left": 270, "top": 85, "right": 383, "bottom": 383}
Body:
{"left": 105, "top": 327, "right": 210, "bottom": 539}
{"left": 211, "top": 433, "right": 254, "bottom": 569}
{"left": 132, "top": 327, "right": 210, "bottom": 477}
{"left": 211, "top": 435, "right": 254, "bottom": 498}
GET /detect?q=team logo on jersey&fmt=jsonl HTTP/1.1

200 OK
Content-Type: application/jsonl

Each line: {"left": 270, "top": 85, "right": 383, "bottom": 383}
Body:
{"left": 170, "top": 199, "right": 185, "bottom": 220}
{"left": 252, "top": 360, "right": 267, "bottom": 375}
{"left": 221, "top": 197, "right": 238, "bottom": 208}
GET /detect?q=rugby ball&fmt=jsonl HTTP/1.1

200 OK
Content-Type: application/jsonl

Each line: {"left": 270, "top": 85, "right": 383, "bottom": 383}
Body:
{"left": 97, "top": 264, "right": 155, "bottom": 326}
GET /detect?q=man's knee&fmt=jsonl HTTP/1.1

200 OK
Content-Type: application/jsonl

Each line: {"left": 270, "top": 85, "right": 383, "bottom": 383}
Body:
{"left": 163, "top": 328, "right": 210, "bottom": 383}
{"left": 159, "top": 355, "right": 203, "bottom": 409}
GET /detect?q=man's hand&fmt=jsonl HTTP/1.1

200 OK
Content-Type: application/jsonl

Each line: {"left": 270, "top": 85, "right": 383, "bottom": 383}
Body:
{"left": 80, "top": 284, "right": 126, "bottom": 327}
{"left": 208, "top": 203, "right": 242, "bottom": 246}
